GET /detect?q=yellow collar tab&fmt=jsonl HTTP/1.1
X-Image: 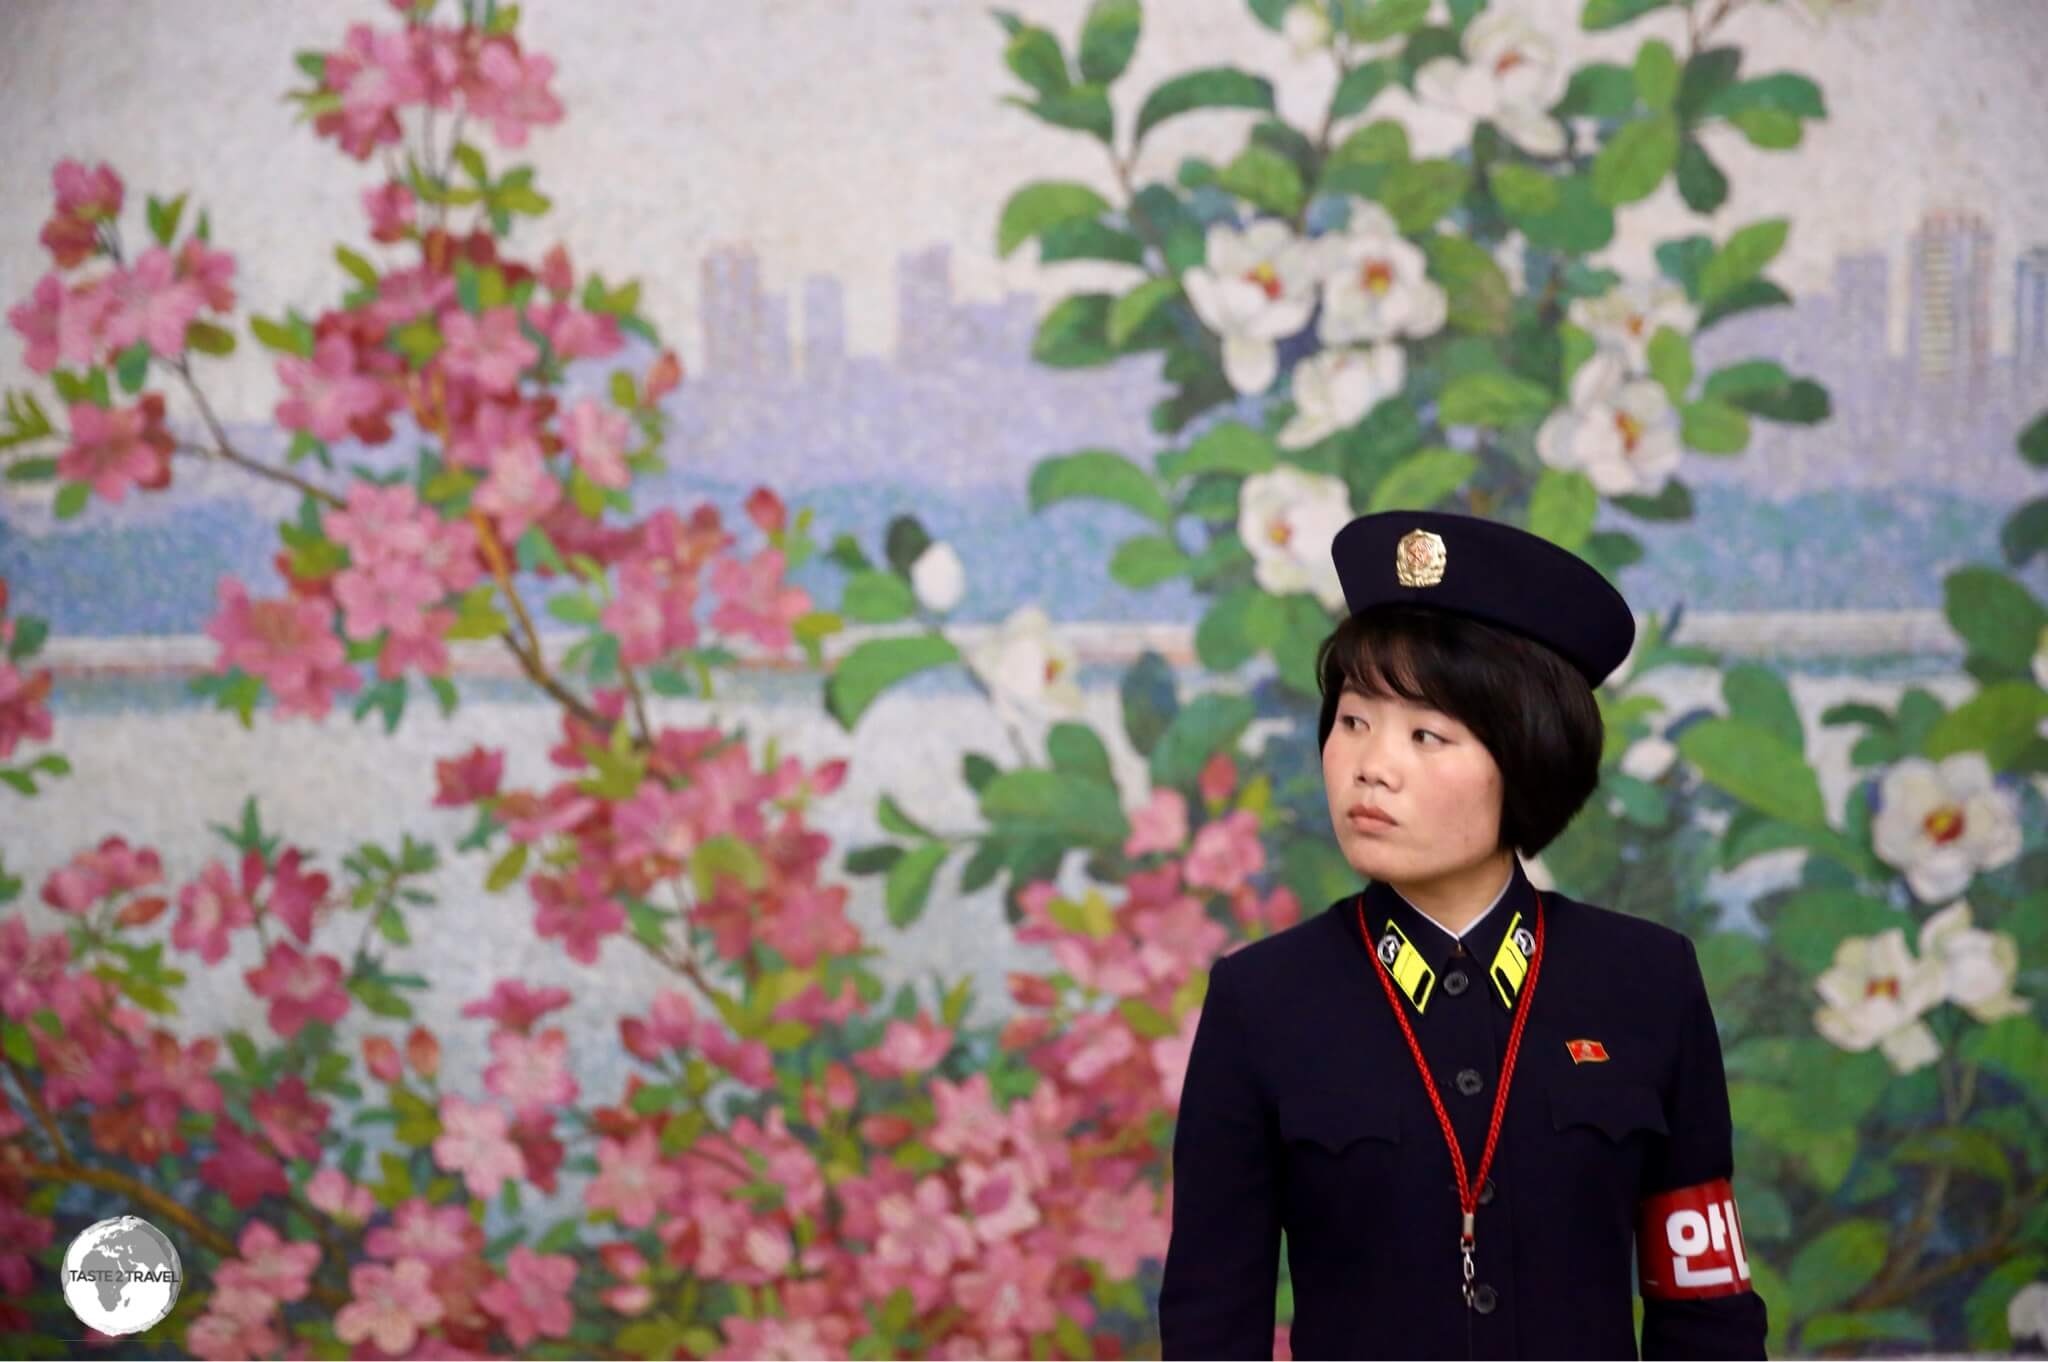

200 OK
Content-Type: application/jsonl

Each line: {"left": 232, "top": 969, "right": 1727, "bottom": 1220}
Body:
{"left": 1376, "top": 918, "right": 1437, "bottom": 1013}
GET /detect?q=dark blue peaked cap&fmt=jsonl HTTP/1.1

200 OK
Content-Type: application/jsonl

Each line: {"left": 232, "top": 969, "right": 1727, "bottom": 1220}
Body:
{"left": 1330, "top": 509, "right": 1638, "bottom": 689}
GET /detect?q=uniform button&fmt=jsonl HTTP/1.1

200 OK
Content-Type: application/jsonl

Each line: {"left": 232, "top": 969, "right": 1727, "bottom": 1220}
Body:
{"left": 1479, "top": 1177, "right": 1496, "bottom": 1205}
{"left": 1443, "top": 969, "right": 1470, "bottom": 996}
{"left": 1455, "top": 1068, "right": 1484, "bottom": 1097}
{"left": 1473, "top": 1284, "right": 1498, "bottom": 1314}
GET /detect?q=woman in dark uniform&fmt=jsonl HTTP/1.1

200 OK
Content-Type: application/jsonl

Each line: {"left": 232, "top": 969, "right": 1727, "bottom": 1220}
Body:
{"left": 1157, "top": 510, "right": 1768, "bottom": 1360}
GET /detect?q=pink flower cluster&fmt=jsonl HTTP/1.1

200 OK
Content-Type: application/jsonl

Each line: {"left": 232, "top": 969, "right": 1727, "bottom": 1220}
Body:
{"left": 312, "top": 21, "right": 563, "bottom": 162}
{"left": 0, "top": 584, "right": 56, "bottom": 763}
{"left": 186, "top": 1221, "right": 321, "bottom": 1360}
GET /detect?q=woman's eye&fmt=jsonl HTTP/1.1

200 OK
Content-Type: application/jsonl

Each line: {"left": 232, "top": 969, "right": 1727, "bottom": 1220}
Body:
{"left": 1416, "top": 730, "right": 1443, "bottom": 743}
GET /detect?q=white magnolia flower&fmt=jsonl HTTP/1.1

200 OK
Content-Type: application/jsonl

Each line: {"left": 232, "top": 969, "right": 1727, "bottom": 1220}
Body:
{"left": 1871, "top": 753, "right": 2024, "bottom": 903}
{"left": 1278, "top": 344, "right": 1406, "bottom": 450}
{"left": 1813, "top": 927, "right": 1945, "bottom": 1074}
{"left": 2011, "top": 1283, "right": 2048, "bottom": 1348}
{"left": 1568, "top": 280, "right": 1701, "bottom": 373}
{"left": 1413, "top": 9, "right": 1571, "bottom": 156}
{"left": 1182, "top": 220, "right": 1321, "bottom": 395}
{"left": 1281, "top": 1, "right": 1333, "bottom": 56}
{"left": 1918, "top": 900, "right": 2028, "bottom": 1024}
{"left": 909, "top": 541, "right": 965, "bottom": 614}
{"left": 1620, "top": 736, "right": 1678, "bottom": 782}
{"left": 2031, "top": 622, "right": 2048, "bottom": 691}
{"left": 965, "top": 605, "right": 1084, "bottom": 718}
{"left": 1314, "top": 202, "right": 1448, "bottom": 347}
{"left": 1535, "top": 350, "right": 1682, "bottom": 497}
{"left": 1237, "top": 465, "right": 1352, "bottom": 611}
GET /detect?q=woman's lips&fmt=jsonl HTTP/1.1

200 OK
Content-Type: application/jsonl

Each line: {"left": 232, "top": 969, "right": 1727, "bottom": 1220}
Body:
{"left": 1347, "top": 809, "right": 1397, "bottom": 830}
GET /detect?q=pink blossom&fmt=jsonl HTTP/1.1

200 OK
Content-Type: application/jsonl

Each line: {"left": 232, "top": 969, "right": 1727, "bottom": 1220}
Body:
{"left": 38, "top": 159, "right": 122, "bottom": 267}
{"left": 0, "top": 917, "right": 71, "bottom": 1020}
{"left": 243, "top": 941, "right": 350, "bottom": 1039}
{"left": 336, "top": 1257, "right": 444, "bottom": 1354}
{"left": 306, "top": 1167, "right": 376, "bottom": 1224}
{"left": 861, "top": 1012, "right": 955, "bottom": 1078}
{"left": 433, "top": 744, "right": 504, "bottom": 807}
{"left": 203, "top": 577, "right": 361, "bottom": 719}
{"left": 960, "top": 1159, "right": 1043, "bottom": 1243}
{"left": 172, "top": 858, "right": 259, "bottom": 963}
{"left": 0, "top": 658, "right": 55, "bottom": 762}
{"left": 367, "top": 264, "right": 457, "bottom": 331}
{"left": 475, "top": 1245, "right": 575, "bottom": 1347}
{"left": 176, "top": 239, "right": 237, "bottom": 313}
{"left": 324, "top": 480, "right": 432, "bottom": 564}
{"left": 265, "top": 845, "right": 330, "bottom": 943}
{"left": 1065, "top": 1009, "right": 1139, "bottom": 1085}
{"left": 223, "top": 1220, "right": 322, "bottom": 1303}
{"left": 1125, "top": 787, "right": 1189, "bottom": 858}
{"left": 483, "top": 1026, "right": 578, "bottom": 1115}
{"left": 277, "top": 334, "right": 388, "bottom": 442}
{"left": 364, "top": 1198, "right": 483, "bottom": 1265}
{"left": 60, "top": 395, "right": 176, "bottom": 504}
{"left": 603, "top": 560, "right": 699, "bottom": 667}
{"left": 524, "top": 298, "right": 622, "bottom": 361}
{"left": 186, "top": 1310, "right": 281, "bottom": 1361}
{"left": 464, "top": 41, "right": 564, "bottom": 149}
{"left": 709, "top": 547, "right": 811, "bottom": 652}
{"left": 563, "top": 396, "right": 631, "bottom": 489}
{"left": 1184, "top": 808, "right": 1266, "bottom": 894}
{"left": 250, "top": 1074, "right": 331, "bottom": 1161}
{"left": 363, "top": 181, "right": 417, "bottom": 243}
{"left": 754, "top": 879, "right": 861, "bottom": 970}
{"left": 472, "top": 434, "right": 561, "bottom": 543}
{"left": 585, "top": 1128, "right": 685, "bottom": 1229}
{"left": 41, "top": 834, "right": 161, "bottom": 915}
{"left": 1152, "top": 1004, "right": 1202, "bottom": 1108}
{"left": 7, "top": 272, "right": 110, "bottom": 372}
{"left": 460, "top": 977, "right": 572, "bottom": 1031}
{"left": 1074, "top": 1180, "right": 1170, "bottom": 1277}
{"left": 529, "top": 865, "right": 626, "bottom": 965}
{"left": 875, "top": 1175, "right": 977, "bottom": 1277}
{"left": 432, "top": 1094, "right": 526, "bottom": 1200}
{"left": 333, "top": 556, "right": 445, "bottom": 641}
{"left": 612, "top": 782, "right": 702, "bottom": 865}
{"left": 319, "top": 24, "right": 425, "bottom": 161}
{"left": 198, "top": 1120, "right": 290, "bottom": 1209}
{"left": 950, "top": 1238, "right": 1061, "bottom": 1338}
{"left": 100, "top": 247, "right": 204, "bottom": 358}
{"left": 745, "top": 487, "right": 786, "bottom": 535}
{"left": 618, "top": 988, "right": 697, "bottom": 1060}
{"left": 439, "top": 305, "right": 537, "bottom": 391}
{"left": 1132, "top": 895, "right": 1229, "bottom": 986}
{"left": 929, "top": 1071, "right": 1011, "bottom": 1161}
{"left": 362, "top": 1034, "right": 403, "bottom": 1083}
{"left": 1053, "top": 933, "right": 1150, "bottom": 999}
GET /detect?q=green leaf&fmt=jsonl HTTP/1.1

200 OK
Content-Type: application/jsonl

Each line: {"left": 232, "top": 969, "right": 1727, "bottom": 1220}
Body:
{"left": 1633, "top": 39, "right": 1679, "bottom": 109}
{"left": 2002, "top": 496, "right": 2048, "bottom": 567}
{"left": 1121, "top": 651, "right": 1178, "bottom": 757}
{"left": 1680, "top": 398, "right": 1750, "bottom": 453}
{"left": 1925, "top": 682, "right": 2048, "bottom": 771}
{"left": 389, "top": 317, "right": 443, "bottom": 369}
{"left": 1581, "top": 0, "right": 1673, "bottom": 30}
{"left": 1048, "top": 721, "right": 1115, "bottom": 785}
{"left": 1730, "top": 107, "right": 1805, "bottom": 149}
{"left": 1528, "top": 469, "right": 1599, "bottom": 551}
{"left": 335, "top": 245, "right": 380, "bottom": 288}
{"left": 979, "top": 768, "right": 1130, "bottom": 848}
{"left": 184, "top": 320, "right": 236, "bottom": 356}
{"left": 1329, "top": 59, "right": 1397, "bottom": 120}
{"left": 1217, "top": 145, "right": 1304, "bottom": 216}
{"left": 1489, "top": 163, "right": 1561, "bottom": 217}
{"left": 1135, "top": 67, "right": 1275, "bottom": 145}
{"left": 1032, "top": 293, "right": 1117, "bottom": 368}
{"left": 1438, "top": 370, "right": 1555, "bottom": 427}
{"left": 1699, "top": 219, "right": 1789, "bottom": 302}
{"left": 840, "top": 570, "right": 918, "bottom": 624}
{"left": 1966, "top": 1252, "right": 2048, "bottom": 1350}
{"left": 997, "top": 181, "right": 1112, "bottom": 258}
{"left": 1959, "top": 1015, "right": 2048, "bottom": 1095}
{"left": 1707, "top": 72, "right": 1825, "bottom": 119}
{"left": 1678, "top": 717, "right": 1825, "bottom": 829}
{"left": 54, "top": 482, "right": 91, "bottom": 520}
{"left": 1160, "top": 421, "right": 1276, "bottom": 480}
{"left": 826, "top": 634, "right": 962, "bottom": 729}
{"left": 486, "top": 841, "right": 529, "bottom": 892}
{"left": 1110, "top": 534, "right": 1193, "bottom": 588}
{"left": 884, "top": 844, "right": 949, "bottom": 928}
{"left": 1893, "top": 1126, "right": 2013, "bottom": 1191}
{"left": 1592, "top": 112, "right": 1680, "bottom": 205}
{"left": 1378, "top": 159, "right": 1470, "bottom": 233}
{"left": 1675, "top": 47, "right": 1741, "bottom": 119}
{"left": 146, "top": 192, "right": 187, "bottom": 247}
{"left": 1507, "top": 174, "right": 1614, "bottom": 253}
{"left": 1366, "top": 446, "right": 1476, "bottom": 514}
{"left": 2017, "top": 409, "right": 2048, "bottom": 467}
{"left": 1788, "top": 1219, "right": 1888, "bottom": 1317}
{"left": 1426, "top": 235, "right": 1511, "bottom": 335}
{"left": 1004, "top": 23, "right": 1069, "bottom": 95}
{"left": 1800, "top": 1311, "right": 1931, "bottom": 1351}
{"left": 1117, "top": 997, "right": 1180, "bottom": 1039}
{"left": 1149, "top": 692, "right": 1255, "bottom": 789}
{"left": 1556, "top": 61, "right": 1637, "bottom": 117}
{"left": 1646, "top": 326, "right": 1692, "bottom": 402}
{"left": 0, "top": 1020, "right": 34, "bottom": 1067}
{"left": 1108, "top": 277, "right": 1181, "bottom": 347}
{"left": 1944, "top": 567, "right": 2047, "bottom": 674}
{"left": 1675, "top": 138, "right": 1728, "bottom": 213}
{"left": 1030, "top": 449, "right": 1172, "bottom": 525}
{"left": 114, "top": 343, "right": 150, "bottom": 394}
{"left": 1721, "top": 664, "right": 1803, "bottom": 755}
{"left": 1329, "top": 118, "right": 1410, "bottom": 169}
{"left": 1196, "top": 587, "right": 1285, "bottom": 671}
{"left": 1038, "top": 218, "right": 1145, "bottom": 266}
{"left": 1078, "top": 0, "right": 1141, "bottom": 83}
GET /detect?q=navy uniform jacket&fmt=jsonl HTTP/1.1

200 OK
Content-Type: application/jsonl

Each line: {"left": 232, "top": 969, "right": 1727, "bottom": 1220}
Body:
{"left": 1158, "top": 855, "right": 1768, "bottom": 1359}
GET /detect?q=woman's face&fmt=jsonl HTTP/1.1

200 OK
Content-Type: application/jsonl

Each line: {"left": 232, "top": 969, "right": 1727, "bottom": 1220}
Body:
{"left": 1321, "top": 681, "right": 1506, "bottom": 884}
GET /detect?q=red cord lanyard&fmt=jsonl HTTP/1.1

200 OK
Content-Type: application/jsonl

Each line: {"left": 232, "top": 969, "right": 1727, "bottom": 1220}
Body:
{"left": 1356, "top": 890, "right": 1547, "bottom": 1310}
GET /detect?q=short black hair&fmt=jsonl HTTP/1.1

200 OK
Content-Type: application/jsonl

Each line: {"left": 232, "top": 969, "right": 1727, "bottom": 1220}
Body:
{"left": 1314, "top": 604, "right": 1604, "bottom": 857}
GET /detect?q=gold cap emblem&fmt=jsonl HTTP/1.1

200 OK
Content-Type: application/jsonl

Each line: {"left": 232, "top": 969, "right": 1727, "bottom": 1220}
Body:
{"left": 1395, "top": 529, "right": 1447, "bottom": 588}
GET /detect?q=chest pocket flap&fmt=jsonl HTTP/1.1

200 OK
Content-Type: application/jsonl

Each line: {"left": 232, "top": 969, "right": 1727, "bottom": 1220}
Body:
{"left": 1550, "top": 1083, "right": 1669, "bottom": 1142}
{"left": 1279, "top": 1093, "right": 1402, "bottom": 1155}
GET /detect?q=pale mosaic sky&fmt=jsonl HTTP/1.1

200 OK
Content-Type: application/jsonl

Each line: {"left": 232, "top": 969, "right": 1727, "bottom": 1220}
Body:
{"left": 1, "top": 0, "right": 2044, "bottom": 425}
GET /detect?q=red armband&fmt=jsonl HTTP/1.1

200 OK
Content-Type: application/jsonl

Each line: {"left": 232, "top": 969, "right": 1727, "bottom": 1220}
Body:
{"left": 1637, "top": 1179, "right": 1754, "bottom": 1299}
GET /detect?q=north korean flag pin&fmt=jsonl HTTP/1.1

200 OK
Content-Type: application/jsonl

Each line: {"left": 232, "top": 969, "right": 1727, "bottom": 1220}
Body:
{"left": 1567, "top": 1038, "right": 1611, "bottom": 1064}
